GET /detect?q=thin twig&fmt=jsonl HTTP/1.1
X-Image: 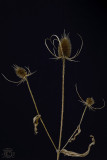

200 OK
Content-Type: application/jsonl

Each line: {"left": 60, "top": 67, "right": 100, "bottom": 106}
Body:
{"left": 79, "top": 106, "right": 87, "bottom": 126}
{"left": 62, "top": 106, "right": 87, "bottom": 150}
{"left": 25, "top": 78, "right": 57, "bottom": 151}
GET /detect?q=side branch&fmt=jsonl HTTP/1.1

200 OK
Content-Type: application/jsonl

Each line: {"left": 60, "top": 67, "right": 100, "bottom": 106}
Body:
{"left": 25, "top": 78, "right": 57, "bottom": 151}
{"left": 62, "top": 106, "right": 87, "bottom": 149}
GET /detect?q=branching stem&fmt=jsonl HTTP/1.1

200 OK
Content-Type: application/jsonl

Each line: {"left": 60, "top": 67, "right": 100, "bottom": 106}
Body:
{"left": 62, "top": 106, "right": 87, "bottom": 150}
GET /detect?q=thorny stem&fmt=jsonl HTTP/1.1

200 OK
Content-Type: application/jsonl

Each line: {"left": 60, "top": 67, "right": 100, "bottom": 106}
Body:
{"left": 57, "top": 58, "right": 65, "bottom": 160}
{"left": 25, "top": 78, "right": 57, "bottom": 151}
{"left": 62, "top": 106, "right": 87, "bottom": 150}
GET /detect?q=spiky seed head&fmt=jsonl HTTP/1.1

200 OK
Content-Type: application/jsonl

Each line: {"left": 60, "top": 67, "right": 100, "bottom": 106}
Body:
{"left": 13, "top": 65, "right": 27, "bottom": 79}
{"left": 58, "top": 34, "right": 71, "bottom": 58}
{"left": 86, "top": 97, "right": 95, "bottom": 107}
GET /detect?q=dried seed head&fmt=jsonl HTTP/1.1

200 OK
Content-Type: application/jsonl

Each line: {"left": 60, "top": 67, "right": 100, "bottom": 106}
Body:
{"left": 58, "top": 34, "right": 71, "bottom": 58}
{"left": 86, "top": 97, "right": 95, "bottom": 107}
{"left": 2, "top": 65, "right": 36, "bottom": 85}
{"left": 13, "top": 65, "right": 27, "bottom": 79}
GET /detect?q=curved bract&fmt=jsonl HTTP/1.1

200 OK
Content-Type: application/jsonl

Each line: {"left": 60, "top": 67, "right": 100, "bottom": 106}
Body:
{"left": 45, "top": 31, "right": 83, "bottom": 62}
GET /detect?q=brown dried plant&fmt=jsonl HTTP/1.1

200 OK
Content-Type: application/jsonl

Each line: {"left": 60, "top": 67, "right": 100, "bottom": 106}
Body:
{"left": 2, "top": 65, "right": 57, "bottom": 151}
{"left": 2, "top": 31, "right": 105, "bottom": 160}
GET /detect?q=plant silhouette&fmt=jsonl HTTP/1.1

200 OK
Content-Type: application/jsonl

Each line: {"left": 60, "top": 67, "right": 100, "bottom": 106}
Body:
{"left": 2, "top": 31, "right": 105, "bottom": 160}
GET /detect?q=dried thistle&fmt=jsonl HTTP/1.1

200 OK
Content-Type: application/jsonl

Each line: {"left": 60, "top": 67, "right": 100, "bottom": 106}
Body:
{"left": 45, "top": 30, "right": 83, "bottom": 62}
{"left": 86, "top": 97, "right": 95, "bottom": 107}
{"left": 60, "top": 84, "right": 105, "bottom": 159}
{"left": 2, "top": 64, "right": 57, "bottom": 151}
{"left": 45, "top": 31, "right": 83, "bottom": 160}
{"left": 58, "top": 32, "right": 71, "bottom": 58}
{"left": 2, "top": 65, "right": 35, "bottom": 85}
{"left": 75, "top": 84, "right": 105, "bottom": 111}
{"left": 14, "top": 65, "right": 27, "bottom": 79}
{"left": 2, "top": 31, "right": 105, "bottom": 160}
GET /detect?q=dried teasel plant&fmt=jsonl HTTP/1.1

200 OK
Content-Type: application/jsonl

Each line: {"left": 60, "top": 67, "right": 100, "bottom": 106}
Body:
{"left": 2, "top": 65, "right": 57, "bottom": 151}
{"left": 45, "top": 31, "right": 83, "bottom": 160}
{"left": 2, "top": 31, "right": 105, "bottom": 160}
{"left": 45, "top": 31, "right": 105, "bottom": 160}
{"left": 60, "top": 85, "right": 105, "bottom": 158}
{"left": 75, "top": 84, "right": 105, "bottom": 111}
{"left": 45, "top": 30, "right": 83, "bottom": 62}
{"left": 2, "top": 65, "right": 35, "bottom": 85}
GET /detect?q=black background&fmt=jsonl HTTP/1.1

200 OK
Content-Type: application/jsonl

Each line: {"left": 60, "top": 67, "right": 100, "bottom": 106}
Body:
{"left": 0, "top": 0, "right": 107, "bottom": 160}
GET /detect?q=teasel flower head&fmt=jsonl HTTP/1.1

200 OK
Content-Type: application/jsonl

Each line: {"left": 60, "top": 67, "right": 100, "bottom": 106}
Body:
{"left": 2, "top": 65, "right": 35, "bottom": 85}
{"left": 58, "top": 32, "right": 71, "bottom": 58}
{"left": 86, "top": 97, "right": 95, "bottom": 107}
{"left": 14, "top": 65, "right": 28, "bottom": 79}
{"left": 45, "top": 30, "right": 83, "bottom": 62}
{"left": 75, "top": 84, "right": 105, "bottom": 111}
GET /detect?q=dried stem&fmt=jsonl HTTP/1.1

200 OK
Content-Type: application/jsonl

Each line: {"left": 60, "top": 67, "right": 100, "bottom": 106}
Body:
{"left": 79, "top": 106, "right": 87, "bottom": 126}
{"left": 57, "top": 58, "right": 65, "bottom": 160}
{"left": 25, "top": 77, "right": 57, "bottom": 151}
{"left": 62, "top": 106, "right": 87, "bottom": 150}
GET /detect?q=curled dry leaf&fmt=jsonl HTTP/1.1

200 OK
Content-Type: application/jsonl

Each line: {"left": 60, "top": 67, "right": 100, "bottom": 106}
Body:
{"left": 33, "top": 115, "right": 41, "bottom": 135}
{"left": 69, "top": 125, "right": 81, "bottom": 143}
{"left": 61, "top": 135, "right": 95, "bottom": 157}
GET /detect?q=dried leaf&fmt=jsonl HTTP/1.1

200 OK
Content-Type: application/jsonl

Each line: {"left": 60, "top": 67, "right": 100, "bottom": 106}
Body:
{"left": 33, "top": 115, "right": 41, "bottom": 135}
{"left": 61, "top": 135, "right": 95, "bottom": 157}
{"left": 69, "top": 125, "right": 81, "bottom": 143}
